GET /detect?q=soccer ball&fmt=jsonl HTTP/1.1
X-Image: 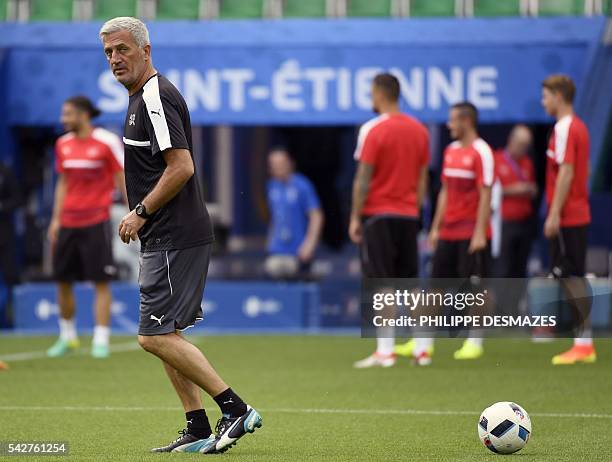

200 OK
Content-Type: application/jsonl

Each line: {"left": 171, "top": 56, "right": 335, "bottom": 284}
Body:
{"left": 478, "top": 401, "right": 531, "bottom": 454}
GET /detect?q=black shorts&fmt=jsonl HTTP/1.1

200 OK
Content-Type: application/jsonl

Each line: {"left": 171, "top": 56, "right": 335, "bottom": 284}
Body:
{"left": 360, "top": 215, "right": 419, "bottom": 278}
{"left": 431, "top": 239, "right": 491, "bottom": 279}
{"left": 549, "top": 225, "right": 588, "bottom": 277}
{"left": 138, "top": 244, "right": 211, "bottom": 335}
{"left": 53, "top": 221, "right": 116, "bottom": 282}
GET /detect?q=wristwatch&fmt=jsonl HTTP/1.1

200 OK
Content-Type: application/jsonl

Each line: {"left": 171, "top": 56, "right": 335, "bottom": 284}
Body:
{"left": 135, "top": 202, "right": 152, "bottom": 219}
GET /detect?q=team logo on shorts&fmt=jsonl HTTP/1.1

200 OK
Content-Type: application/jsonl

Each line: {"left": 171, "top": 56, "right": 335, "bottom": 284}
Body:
{"left": 129, "top": 113, "right": 136, "bottom": 126}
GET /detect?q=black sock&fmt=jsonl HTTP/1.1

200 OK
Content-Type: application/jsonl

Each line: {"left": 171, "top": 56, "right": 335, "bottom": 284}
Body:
{"left": 213, "top": 388, "right": 247, "bottom": 418}
{"left": 186, "top": 409, "right": 212, "bottom": 438}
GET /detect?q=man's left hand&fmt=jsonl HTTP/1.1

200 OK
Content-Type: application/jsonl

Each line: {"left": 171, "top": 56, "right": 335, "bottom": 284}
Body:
{"left": 118, "top": 210, "right": 147, "bottom": 244}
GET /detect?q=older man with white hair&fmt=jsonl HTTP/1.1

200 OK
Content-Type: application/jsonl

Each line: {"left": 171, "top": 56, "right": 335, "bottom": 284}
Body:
{"left": 99, "top": 17, "right": 262, "bottom": 454}
{"left": 494, "top": 124, "right": 537, "bottom": 279}
{"left": 493, "top": 125, "right": 537, "bottom": 326}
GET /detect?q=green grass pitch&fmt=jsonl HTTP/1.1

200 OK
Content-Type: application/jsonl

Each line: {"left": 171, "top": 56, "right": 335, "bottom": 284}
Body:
{"left": 0, "top": 335, "right": 611, "bottom": 461}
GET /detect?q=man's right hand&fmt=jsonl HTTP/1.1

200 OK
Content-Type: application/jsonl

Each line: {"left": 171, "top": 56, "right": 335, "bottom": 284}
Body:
{"left": 428, "top": 228, "right": 439, "bottom": 251}
{"left": 47, "top": 219, "right": 60, "bottom": 248}
{"left": 349, "top": 216, "right": 363, "bottom": 244}
{"left": 544, "top": 212, "right": 561, "bottom": 239}
{"left": 297, "top": 241, "right": 315, "bottom": 263}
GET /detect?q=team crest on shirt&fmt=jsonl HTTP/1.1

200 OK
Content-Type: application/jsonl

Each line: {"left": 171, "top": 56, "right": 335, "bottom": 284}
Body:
{"left": 86, "top": 147, "right": 99, "bottom": 158}
{"left": 462, "top": 156, "right": 472, "bottom": 166}
{"left": 129, "top": 113, "right": 136, "bottom": 126}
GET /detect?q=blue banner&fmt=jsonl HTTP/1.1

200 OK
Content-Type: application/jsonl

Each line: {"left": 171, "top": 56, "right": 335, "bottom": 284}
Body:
{"left": 11, "top": 278, "right": 610, "bottom": 333}
{"left": 12, "top": 282, "right": 319, "bottom": 333}
{"left": 0, "top": 18, "right": 604, "bottom": 125}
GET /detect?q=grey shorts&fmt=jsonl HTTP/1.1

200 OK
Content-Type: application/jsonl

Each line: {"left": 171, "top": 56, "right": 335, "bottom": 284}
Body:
{"left": 138, "top": 244, "right": 211, "bottom": 335}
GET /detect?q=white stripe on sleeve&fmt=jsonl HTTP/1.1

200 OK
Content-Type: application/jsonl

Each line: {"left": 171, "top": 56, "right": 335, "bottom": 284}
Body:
{"left": 473, "top": 138, "right": 494, "bottom": 186}
{"left": 92, "top": 127, "right": 124, "bottom": 168}
{"left": 142, "top": 76, "right": 172, "bottom": 152}
{"left": 553, "top": 115, "right": 572, "bottom": 165}
{"left": 353, "top": 115, "right": 387, "bottom": 160}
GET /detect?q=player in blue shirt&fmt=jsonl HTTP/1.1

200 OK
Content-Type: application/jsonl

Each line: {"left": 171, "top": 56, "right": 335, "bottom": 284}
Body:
{"left": 265, "top": 148, "right": 324, "bottom": 278}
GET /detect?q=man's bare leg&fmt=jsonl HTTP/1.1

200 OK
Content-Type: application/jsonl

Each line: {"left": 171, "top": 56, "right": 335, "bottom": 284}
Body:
{"left": 143, "top": 332, "right": 261, "bottom": 452}
{"left": 47, "top": 282, "right": 79, "bottom": 357}
{"left": 552, "top": 276, "right": 596, "bottom": 365}
{"left": 163, "top": 361, "right": 203, "bottom": 412}
{"left": 139, "top": 332, "right": 227, "bottom": 396}
{"left": 161, "top": 341, "right": 214, "bottom": 442}
{"left": 161, "top": 333, "right": 205, "bottom": 412}
{"left": 93, "top": 282, "right": 111, "bottom": 326}
{"left": 92, "top": 282, "right": 112, "bottom": 354}
{"left": 58, "top": 282, "right": 75, "bottom": 320}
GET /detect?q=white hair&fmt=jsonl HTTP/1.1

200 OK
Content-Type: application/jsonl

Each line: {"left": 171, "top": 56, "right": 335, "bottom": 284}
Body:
{"left": 99, "top": 17, "right": 150, "bottom": 48}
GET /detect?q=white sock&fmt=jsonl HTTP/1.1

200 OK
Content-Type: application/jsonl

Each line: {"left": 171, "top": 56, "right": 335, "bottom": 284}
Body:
{"left": 574, "top": 337, "right": 593, "bottom": 347}
{"left": 376, "top": 337, "right": 395, "bottom": 356}
{"left": 466, "top": 337, "right": 483, "bottom": 348}
{"left": 59, "top": 318, "right": 77, "bottom": 341}
{"left": 93, "top": 325, "right": 111, "bottom": 347}
{"left": 414, "top": 337, "right": 434, "bottom": 356}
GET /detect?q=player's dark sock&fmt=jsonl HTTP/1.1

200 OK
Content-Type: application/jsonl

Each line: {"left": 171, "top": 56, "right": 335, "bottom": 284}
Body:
{"left": 185, "top": 409, "right": 212, "bottom": 439}
{"left": 214, "top": 388, "right": 247, "bottom": 417}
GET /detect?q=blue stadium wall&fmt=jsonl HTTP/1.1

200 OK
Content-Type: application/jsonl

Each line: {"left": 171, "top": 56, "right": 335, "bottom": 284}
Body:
{"left": 0, "top": 17, "right": 608, "bottom": 146}
{"left": 0, "top": 17, "right": 605, "bottom": 124}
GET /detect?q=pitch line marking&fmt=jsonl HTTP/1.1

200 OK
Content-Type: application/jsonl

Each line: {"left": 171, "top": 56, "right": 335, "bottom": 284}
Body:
{"left": 0, "top": 341, "right": 140, "bottom": 362}
{"left": 0, "top": 406, "right": 609, "bottom": 420}
{"left": 270, "top": 407, "right": 612, "bottom": 419}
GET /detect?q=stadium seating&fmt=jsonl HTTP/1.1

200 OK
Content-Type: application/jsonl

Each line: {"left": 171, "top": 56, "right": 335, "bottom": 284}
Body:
{"left": 410, "top": 0, "right": 457, "bottom": 17}
{"left": 283, "top": 0, "right": 327, "bottom": 17}
{"left": 29, "top": 0, "right": 74, "bottom": 21}
{"left": 346, "top": 0, "right": 392, "bottom": 17}
{"left": 219, "top": 0, "right": 265, "bottom": 19}
{"left": 94, "top": 0, "right": 138, "bottom": 20}
{"left": 0, "top": 0, "right": 609, "bottom": 21}
{"left": 536, "top": 0, "right": 585, "bottom": 15}
{"left": 474, "top": 0, "right": 522, "bottom": 16}
{"left": 156, "top": 0, "right": 200, "bottom": 19}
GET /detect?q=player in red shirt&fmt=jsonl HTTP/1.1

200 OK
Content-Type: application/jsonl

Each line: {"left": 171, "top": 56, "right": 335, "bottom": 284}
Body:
{"left": 495, "top": 125, "right": 537, "bottom": 279}
{"left": 493, "top": 126, "right": 537, "bottom": 333}
{"left": 541, "top": 74, "right": 595, "bottom": 365}
{"left": 47, "top": 96, "right": 126, "bottom": 359}
{"left": 349, "top": 73, "right": 430, "bottom": 368}
{"left": 426, "top": 102, "right": 494, "bottom": 362}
